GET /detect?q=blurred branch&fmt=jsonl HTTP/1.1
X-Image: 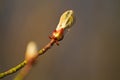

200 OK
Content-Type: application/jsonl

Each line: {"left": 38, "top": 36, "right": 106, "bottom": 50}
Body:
{"left": 0, "top": 39, "right": 56, "bottom": 79}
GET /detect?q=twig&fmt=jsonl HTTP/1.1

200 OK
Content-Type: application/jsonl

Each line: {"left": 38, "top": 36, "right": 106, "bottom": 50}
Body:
{"left": 0, "top": 39, "right": 56, "bottom": 79}
{"left": 0, "top": 10, "right": 75, "bottom": 79}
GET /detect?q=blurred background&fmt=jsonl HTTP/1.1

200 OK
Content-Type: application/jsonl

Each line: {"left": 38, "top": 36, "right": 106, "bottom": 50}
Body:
{"left": 0, "top": 0, "right": 120, "bottom": 80}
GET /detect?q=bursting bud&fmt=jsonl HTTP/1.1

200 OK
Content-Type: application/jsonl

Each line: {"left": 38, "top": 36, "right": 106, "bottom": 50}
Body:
{"left": 50, "top": 10, "right": 75, "bottom": 42}
{"left": 56, "top": 10, "right": 74, "bottom": 31}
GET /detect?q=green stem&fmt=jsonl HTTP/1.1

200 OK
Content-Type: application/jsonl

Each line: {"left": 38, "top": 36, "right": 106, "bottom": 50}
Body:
{"left": 0, "top": 60, "right": 27, "bottom": 79}
{"left": 0, "top": 39, "right": 56, "bottom": 79}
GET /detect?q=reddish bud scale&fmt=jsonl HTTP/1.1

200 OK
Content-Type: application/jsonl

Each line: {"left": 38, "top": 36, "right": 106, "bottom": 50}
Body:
{"left": 50, "top": 28, "right": 64, "bottom": 42}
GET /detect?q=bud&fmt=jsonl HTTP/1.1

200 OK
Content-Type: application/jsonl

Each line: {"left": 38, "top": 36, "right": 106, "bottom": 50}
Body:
{"left": 50, "top": 10, "right": 75, "bottom": 42}
{"left": 56, "top": 10, "right": 74, "bottom": 31}
{"left": 25, "top": 41, "right": 38, "bottom": 63}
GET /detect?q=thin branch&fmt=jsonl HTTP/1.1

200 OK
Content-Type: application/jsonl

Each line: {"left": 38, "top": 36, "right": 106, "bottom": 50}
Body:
{"left": 0, "top": 39, "right": 56, "bottom": 79}
{"left": 0, "top": 60, "right": 27, "bottom": 79}
{"left": 0, "top": 10, "right": 75, "bottom": 79}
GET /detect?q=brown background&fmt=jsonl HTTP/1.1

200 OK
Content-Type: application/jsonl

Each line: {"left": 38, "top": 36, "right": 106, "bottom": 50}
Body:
{"left": 0, "top": 0, "right": 120, "bottom": 80}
